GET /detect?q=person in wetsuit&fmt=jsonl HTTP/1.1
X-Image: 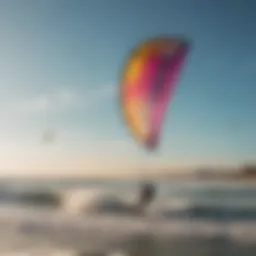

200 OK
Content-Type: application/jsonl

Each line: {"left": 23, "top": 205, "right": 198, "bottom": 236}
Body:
{"left": 136, "top": 182, "right": 157, "bottom": 214}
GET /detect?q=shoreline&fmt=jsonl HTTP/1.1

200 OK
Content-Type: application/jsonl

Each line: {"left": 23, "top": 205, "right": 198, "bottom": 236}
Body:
{"left": 0, "top": 175, "right": 256, "bottom": 183}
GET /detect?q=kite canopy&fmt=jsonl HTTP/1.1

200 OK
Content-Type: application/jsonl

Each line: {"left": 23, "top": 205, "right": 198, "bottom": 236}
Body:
{"left": 120, "top": 36, "right": 190, "bottom": 151}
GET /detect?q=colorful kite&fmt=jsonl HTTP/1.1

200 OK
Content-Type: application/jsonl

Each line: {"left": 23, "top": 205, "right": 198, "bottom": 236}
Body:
{"left": 119, "top": 36, "right": 190, "bottom": 151}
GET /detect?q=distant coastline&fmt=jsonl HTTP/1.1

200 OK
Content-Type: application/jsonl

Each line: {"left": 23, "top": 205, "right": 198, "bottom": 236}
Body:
{"left": 0, "top": 164, "right": 255, "bottom": 182}
{"left": 151, "top": 164, "right": 256, "bottom": 183}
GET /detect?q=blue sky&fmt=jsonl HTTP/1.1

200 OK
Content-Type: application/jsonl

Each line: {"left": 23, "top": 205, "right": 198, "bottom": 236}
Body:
{"left": 0, "top": 0, "right": 255, "bottom": 176}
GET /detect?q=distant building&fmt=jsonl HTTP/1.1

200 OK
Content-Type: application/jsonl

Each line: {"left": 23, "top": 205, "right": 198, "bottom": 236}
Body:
{"left": 241, "top": 164, "right": 256, "bottom": 177}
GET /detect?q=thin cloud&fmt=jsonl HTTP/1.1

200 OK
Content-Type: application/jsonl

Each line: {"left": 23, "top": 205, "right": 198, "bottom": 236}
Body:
{"left": 12, "top": 90, "right": 78, "bottom": 114}
{"left": 10, "top": 85, "right": 115, "bottom": 116}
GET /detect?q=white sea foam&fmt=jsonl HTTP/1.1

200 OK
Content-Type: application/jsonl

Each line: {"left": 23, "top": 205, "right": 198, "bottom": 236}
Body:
{"left": 0, "top": 182, "right": 256, "bottom": 255}
{"left": 0, "top": 206, "right": 255, "bottom": 246}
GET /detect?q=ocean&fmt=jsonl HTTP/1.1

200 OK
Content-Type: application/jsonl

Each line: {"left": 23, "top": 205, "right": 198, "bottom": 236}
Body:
{"left": 0, "top": 178, "right": 255, "bottom": 255}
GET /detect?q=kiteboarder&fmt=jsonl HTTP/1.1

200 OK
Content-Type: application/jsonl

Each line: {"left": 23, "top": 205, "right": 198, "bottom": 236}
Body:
{"left": 135, "top": 182, "right": 157, "bottom": 214}
{"left": 83, "top": 182, "right": 157, "bottom": 216}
